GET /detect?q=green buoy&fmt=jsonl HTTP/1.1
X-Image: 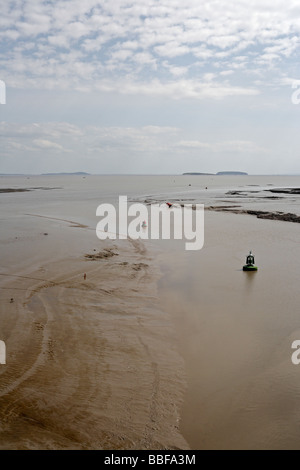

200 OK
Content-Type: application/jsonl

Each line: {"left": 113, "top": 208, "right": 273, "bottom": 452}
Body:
{"left": 243, "top": 251, "right": 258, "bottom": 271}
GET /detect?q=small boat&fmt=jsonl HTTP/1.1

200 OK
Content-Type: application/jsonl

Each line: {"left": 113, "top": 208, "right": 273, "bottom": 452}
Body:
{"left": 243, "top": 251, "right": 258, "bottom": 271}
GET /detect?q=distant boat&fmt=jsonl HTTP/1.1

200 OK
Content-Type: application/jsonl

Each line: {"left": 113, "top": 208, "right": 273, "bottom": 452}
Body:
{"left": 243, "top": 251, "right": 258, "bottom": 271}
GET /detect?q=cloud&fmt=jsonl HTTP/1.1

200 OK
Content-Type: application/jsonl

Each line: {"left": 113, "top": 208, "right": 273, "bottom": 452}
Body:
{"left": 91, "top": 78, "right": 260, "bottom": 99}
{"left": 176, "top": 139, "right": 267, "bottom": 153}
{"left": 0, "top": 0, "right": 299, "bottom": 99}
{"left": 220, "top": 70, "right": 234, "bottom": 76}
{"left": 0, "top": 122, "right": 181, "bottom": 157}
{"left": 32, "top": 139, "right": 66, "bottom": 151}
{"left": 0, "top": 122, "right": 81, "bottom": 157}
{"left": 0, "top": 120, "right": 297, "bottom": 175}
{"left": 0, "top": 122, "right": 267, "bottom": 162}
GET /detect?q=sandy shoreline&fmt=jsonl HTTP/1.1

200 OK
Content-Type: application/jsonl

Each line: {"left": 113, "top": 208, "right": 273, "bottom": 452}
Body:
{"left": 0, "top": 232, "right": 188, "bottom": 450}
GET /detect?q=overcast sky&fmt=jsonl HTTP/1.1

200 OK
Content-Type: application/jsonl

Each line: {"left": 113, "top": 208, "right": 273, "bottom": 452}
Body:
{"left": 0, "top": 0, "right": 300, "bottom": 174}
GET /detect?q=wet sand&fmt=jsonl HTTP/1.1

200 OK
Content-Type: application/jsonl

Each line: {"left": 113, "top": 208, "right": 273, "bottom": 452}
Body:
{"left": 159, "top": 210, "right": 300, "bottom": 450}
{"left": 0, "top": 229, "right": 188, "bottom": 450}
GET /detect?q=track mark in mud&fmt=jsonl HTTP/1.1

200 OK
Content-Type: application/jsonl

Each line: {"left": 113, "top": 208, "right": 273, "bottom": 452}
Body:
{"left": 128, "top": 238, "right": 148, "bottom": 256}
{"left": 0, "top": 293, "right": 51, "bottom": 398}
{"left": 25, "top": 213, "right": 90, "bottom": 229}
{"left": 0, "top": 273, "right": 57, "bottom": 284}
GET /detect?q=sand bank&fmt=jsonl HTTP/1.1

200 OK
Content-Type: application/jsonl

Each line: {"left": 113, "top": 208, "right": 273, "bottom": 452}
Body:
{"left": 0, "top": 233, "right": 188, "bottom": 450}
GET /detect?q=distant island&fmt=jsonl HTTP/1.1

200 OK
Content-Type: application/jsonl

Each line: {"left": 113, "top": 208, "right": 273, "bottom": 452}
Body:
{"left": 41, "top": 172, "right": 90, "bottom": 176}
{"left": 183, "top": 171, "right": 248, "bottom": 176}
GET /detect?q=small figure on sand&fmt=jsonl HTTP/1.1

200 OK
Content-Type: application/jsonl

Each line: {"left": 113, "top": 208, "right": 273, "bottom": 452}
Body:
{"left": 10, "top": 298, "right": 14, "bottom": 303}
{"left": 83, "top": 273, "right": 86, "bottom": 280}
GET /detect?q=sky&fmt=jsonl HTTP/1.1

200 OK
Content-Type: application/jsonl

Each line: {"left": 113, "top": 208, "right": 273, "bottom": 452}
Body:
{"left": 0, "top": 0, "right": 300, "bottom": 175}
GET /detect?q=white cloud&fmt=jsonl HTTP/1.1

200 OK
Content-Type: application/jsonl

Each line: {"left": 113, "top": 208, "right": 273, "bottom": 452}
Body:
{"left": 177, "top": 140, "right": 212, "bottom": 149}
{"left": 176, "top": 139, "right": 267, "bottom": 153}
{"left": 33, "top": 139, "right": 66, "bottom": 150}
{"left": 154, "top": 42, "right": 191, "bottom": 58}
{"left": 220, "top": 70, "right": 234, "bottom": 76}
{"left": 0, "top": 122, "right": 267, "bottom": 161}
{"left": 0, "top": 122, "right": 83, "bottom": 150}
{"left": 167, "top": 65, "right": 189, "bottom": 77}
{"left": 48, "top": 35, "right": 70, "bottom": 49}
{"left": 0, "top": 120, "right": 296, "bottom": 175}
{"left": 0, "top": 122, "right": 181, "bottom": 159}
{"left": 0, "top": 0, "right": 299, "bottom": 99}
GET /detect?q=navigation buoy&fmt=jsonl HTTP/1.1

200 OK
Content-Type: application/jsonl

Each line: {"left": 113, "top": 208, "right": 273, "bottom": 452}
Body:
{"left": 243, "top": 251, "right": 258, "bottom": 271}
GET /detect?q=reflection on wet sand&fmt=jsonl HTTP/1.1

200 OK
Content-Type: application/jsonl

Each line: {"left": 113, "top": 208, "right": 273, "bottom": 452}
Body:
{"left": 244, "top": 271, "right": 257, "bottom": 295}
